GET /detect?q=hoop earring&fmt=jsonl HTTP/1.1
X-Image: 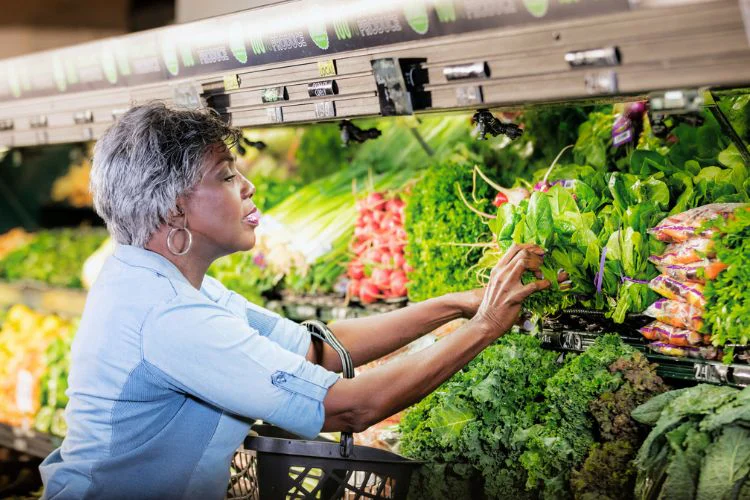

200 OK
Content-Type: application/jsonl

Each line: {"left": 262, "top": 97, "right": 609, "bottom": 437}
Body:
{"left": 167, "top": 210, "right": 192, "bottom": 256}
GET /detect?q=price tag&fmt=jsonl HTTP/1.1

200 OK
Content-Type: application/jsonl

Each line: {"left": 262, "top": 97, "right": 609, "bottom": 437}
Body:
{"left": 314, "top": 101, "right": 336, "bottom": 119}
{"left": 261, "top": 86, "right": 287, "bottom": 103}
{"left": 16, "top": 370, "right": 34, "bottom": 414}
{"left": 266, "top": 107, "right": 283, "bottom": 123}
{"left": 223, "top": 74, "right": 241, "bottom": 91}
{"left": 456, "top": 86, "right": 483, "bottom": 106}
{"left": 318, "top": 60, "right": 337, "bottom": 77}
{"left": 173, "top": 82, "right": 203, "bottom": 109}
{"left": 584, "top": 70, "right": 618, "bottom": 95}
{"left": 694, "top": 363, "right": 728, "bottom": 384}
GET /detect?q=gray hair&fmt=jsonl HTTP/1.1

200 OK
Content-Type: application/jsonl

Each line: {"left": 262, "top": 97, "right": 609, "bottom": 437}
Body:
{"left": 91, "top": 102, "right": 241, "bottom": 247}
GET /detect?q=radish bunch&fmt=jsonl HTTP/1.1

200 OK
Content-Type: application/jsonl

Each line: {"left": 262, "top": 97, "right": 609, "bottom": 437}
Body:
{"left": 347, "top": 191, "right": 411, "bottom": 304}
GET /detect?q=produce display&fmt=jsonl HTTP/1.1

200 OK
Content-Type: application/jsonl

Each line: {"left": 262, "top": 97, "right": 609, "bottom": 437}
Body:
{"left": 34, "top": 322, "right": 76, "bottom": 438}
{"left": 468, "top": 105, "right": 748, "bottom": 323}
{"left": 0, "top": 228, "right": 108, "bottom": 288}
{"left": 633, "top": 384, "right": 750, "bottom": 500}
{"left": 50, "top": 147, "right": 94, "bottom": 208}
{"left": 0, "top": 305, "right": 75, "bottom": 428}
{"left": 0, "top": 228, "right": 34, "bottom": 261}
{"left": 399, "top": 334, "right": 668, "bottom": 499}
{"left": 346, "top": 190, "right": 409, "bottom": 304}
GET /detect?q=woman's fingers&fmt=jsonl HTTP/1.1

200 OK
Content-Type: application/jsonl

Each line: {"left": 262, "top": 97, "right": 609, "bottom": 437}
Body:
{"left": 512, "top": 278, "right": 551, "bottom": 302}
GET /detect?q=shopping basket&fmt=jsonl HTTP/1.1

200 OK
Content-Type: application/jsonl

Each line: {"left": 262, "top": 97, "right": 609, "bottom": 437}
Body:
{"left": 227, "top": 320, "right": 420, "bottom": 500}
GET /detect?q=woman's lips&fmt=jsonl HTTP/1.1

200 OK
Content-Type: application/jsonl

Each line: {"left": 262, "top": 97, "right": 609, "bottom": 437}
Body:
{"left": 243, "top": 208, "right": 261, "bottom": 226}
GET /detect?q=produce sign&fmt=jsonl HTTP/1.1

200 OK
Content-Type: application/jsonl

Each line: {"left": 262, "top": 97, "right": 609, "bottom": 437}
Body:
{"left": 347, "top": 191, "right": 409, "bottom": 304}
{"left": 633, "top": 384, "right": 750, "bottom": 500}
{"left": 399, "top": 334, "right": 667, "bottom": 499}
{"left": 0, "top": 305, "right": 74, "bottom": 429}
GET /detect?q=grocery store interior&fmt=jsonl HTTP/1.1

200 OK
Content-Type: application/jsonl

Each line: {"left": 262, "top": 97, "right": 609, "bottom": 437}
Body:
{"left": 1, "top": 0, "right": 750, "bottom": 498}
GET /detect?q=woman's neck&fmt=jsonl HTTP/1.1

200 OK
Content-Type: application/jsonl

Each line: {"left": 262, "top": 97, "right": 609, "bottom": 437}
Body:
{"left": 144, "top": 226, "right": 214, "bottom": 290}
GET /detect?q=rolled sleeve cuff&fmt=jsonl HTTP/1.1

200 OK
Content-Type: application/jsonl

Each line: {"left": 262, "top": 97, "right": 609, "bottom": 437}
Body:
{"left": 267, "top": 362, "right": 340, "bottom": 439}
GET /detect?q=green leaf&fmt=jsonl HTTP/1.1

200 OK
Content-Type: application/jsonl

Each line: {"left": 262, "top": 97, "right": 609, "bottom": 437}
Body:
{"left": 429, "top": 397, "right": 477, "bottom": 447}
{"left": 696, "top": 426, "right": 750, "bottom": 500}
{"left": 524, "top": 191, "right": 554, "bottom": 248}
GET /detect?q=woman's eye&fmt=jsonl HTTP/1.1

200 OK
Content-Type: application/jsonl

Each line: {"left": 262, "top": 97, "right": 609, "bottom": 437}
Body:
{"left": 224, "top": 175, "right": 237, "bottom": 182}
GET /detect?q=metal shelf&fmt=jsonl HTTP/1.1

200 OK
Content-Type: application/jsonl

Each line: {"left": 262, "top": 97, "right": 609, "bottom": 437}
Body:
{"left": 0, "top": 281, "right": 87, "bottom": 317}
{"left": 0, "top": 422, "right": 58, "bottom": 459}
{"left": 0, "top": 0, "right": 747, "bottom": 145}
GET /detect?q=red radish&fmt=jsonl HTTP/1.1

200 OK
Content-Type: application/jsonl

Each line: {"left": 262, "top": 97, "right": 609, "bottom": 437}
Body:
{"left": 390, "top": 270, "right": 408, "bottom": 297}
{"left": 363, "top": 247, "right": 383, "bottom": 264}
{"left": 348, "top": 260, "right": 365, "bottom": 280}
{"left": 348, "top": 279, "right": 361, "bottom": 298}
{"left": 351, "top": 240, "right": 369, "bottom": 256}
{"left": 355, "top": 199, "right": 366, "bottom": 213}
{"left": 396, "top": 228, "right": 407, "bottom": 240}
{"left": 366, "top": 192, "right": 386, "bottom": 210}
{"left": 493, "top": 192, "right": 509, "bottom": 207}
{"left": 388, "top": 240, "right": 404, "bottom": 255}
{"left": 404, "top": 263, "right": 414, "bottom": 273}
{"left": 359, "top": 280, "right": 380, "bottom": 304}
{"left": 385, "top": 198, "right": 404, "bottom": 213}
{"left": 372, "top": 210, "right": 385, "bottom": 225}
{"left": 354, "top": 226, "right": 369, "bottom": 242}
{"left": 393, "top": 252, "right": 405, "bottom": 269}
{"left": 371, "top": 268, "right": 392, "bottom": 290}
{"left": 379, "top": 251, "right": 393, "bottom": 266}
{"left": 373, "top": 236, "right": 389, "bottom": 250}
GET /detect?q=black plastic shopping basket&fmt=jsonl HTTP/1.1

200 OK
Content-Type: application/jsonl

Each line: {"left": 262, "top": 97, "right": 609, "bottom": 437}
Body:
{"left": 227, "top": 320, "right": 420, "bottom": 500}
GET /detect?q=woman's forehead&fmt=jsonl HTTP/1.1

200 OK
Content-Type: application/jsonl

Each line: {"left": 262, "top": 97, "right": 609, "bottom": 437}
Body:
{"left": 202, "top": 143, "right": 234, "bottom": 172}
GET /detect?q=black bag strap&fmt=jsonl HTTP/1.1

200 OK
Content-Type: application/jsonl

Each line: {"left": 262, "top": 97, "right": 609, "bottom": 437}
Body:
{"left": 301, "top": 319, "right": 354, "bottom": 457}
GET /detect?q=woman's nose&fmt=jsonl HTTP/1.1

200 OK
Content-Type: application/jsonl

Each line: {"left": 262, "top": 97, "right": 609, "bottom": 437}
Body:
{"left": 242, "top": 177, "right": 255, "bottom": 199}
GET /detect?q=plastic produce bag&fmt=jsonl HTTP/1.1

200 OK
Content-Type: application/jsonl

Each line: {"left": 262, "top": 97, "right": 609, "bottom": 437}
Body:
{"left": 649, "top": 275, "right": 706, "bottom": 307}
{"left": 649, "top": 238, "right": 715, "bottom": 266}
{"left": 644, "top": 299, "right": 706, "bottom": 332}
{"left": 647, "top": 342, "right": 721, "bottom": 360}
{"left": 639, "top": 320, "right": 708, "bottom": 346}
{"left": 655, "top": 260, "right": 728, "bottom": 284}
{"left": 649, "top": 203, "right": 743, "bottom": 243}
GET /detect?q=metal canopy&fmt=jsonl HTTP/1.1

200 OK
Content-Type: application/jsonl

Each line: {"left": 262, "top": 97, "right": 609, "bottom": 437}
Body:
{"left": 0, "top": 0, "right": 748, "bottom": 146}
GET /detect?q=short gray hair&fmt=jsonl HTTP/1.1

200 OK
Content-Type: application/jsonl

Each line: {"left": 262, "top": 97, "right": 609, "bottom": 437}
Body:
{"left": 91, "top": 102, "right": 241, "bottom": 247}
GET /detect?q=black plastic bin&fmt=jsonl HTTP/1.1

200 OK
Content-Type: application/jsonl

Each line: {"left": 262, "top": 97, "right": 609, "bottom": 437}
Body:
{"left": 226, "top": 320, "right": 420, "bottom": 500}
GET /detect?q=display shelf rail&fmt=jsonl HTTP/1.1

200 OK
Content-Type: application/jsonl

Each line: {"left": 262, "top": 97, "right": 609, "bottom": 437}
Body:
{"left": 540, "top": 313, "right": 750, "bottom": 389}
{"left": 0, "top": 281, "right": 87, "bottom": 317}
{"left": 0, "top": 422, "right": 58, "bottom": 459}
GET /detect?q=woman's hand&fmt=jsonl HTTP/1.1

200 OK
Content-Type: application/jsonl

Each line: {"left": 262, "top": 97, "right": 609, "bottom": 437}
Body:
{"left": 473, "top": 243, "right": 549, "bottom": 336}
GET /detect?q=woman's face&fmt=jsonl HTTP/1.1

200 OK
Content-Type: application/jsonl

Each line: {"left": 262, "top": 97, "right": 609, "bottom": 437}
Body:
{"left": 182, "top": 143, "right": 259, "bottom": 257}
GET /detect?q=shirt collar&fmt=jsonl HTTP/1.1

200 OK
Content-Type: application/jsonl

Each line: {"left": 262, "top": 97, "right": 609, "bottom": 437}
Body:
{"left": 113, "top": 244, "right": 192, "bottom": 286}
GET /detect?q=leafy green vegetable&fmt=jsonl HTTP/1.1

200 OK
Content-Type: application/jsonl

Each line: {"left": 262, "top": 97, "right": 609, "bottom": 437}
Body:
{"left": 634, "top": 384, "right": 750, "bottom": 500}
{"left": 0, "top": 228, "right": 108, "bottom": 288}
{"left": 704, "top": 206, "right": 750, "bottom": 347}
{"left": 401, "top": 335, "right": 661, "bottom": 500}
{"left": 404, "top": 144, "right": 497, "bottom": 301}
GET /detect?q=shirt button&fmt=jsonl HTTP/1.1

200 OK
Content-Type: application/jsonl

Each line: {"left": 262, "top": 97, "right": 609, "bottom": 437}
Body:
{"left": 274, "top": 373, "right": 287, "bottom": 384}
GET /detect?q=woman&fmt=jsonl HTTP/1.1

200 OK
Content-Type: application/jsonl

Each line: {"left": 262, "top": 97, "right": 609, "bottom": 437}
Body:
{"left": 39, "top": 102, "right": 556, "bottom": 500}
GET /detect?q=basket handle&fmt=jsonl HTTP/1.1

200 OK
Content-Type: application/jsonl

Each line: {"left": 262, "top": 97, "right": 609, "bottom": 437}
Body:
{"left": 301, "top": 319, "right": 354, "bottom": 458}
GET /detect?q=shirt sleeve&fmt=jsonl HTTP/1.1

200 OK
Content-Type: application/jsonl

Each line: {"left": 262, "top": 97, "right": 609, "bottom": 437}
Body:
{"left": 201, "top": 275, "right": 311, "bottom": 357}
{"left": 141, "top": 294, "right": 340, "bottom": 439}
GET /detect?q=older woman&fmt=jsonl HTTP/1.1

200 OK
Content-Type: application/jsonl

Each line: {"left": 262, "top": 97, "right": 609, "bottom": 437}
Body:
{"left": 39, "top": 102, "right": 554, "bottom": 500}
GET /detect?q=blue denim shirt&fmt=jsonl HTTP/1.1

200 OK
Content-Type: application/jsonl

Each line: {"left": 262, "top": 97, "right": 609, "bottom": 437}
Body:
{"left": 39, "top": 244, "right": 339, "bottom": 500}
